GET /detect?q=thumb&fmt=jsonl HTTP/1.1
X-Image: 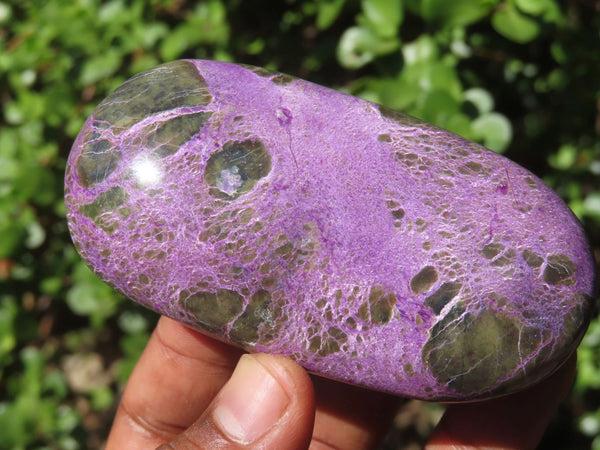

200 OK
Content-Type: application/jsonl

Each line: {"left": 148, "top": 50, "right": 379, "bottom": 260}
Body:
{"left": 158, "top": 353, "right": 316, "bottom": 449}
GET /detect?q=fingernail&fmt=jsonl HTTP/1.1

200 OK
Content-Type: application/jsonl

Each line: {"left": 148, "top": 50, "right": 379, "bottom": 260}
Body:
{"left": 212, "top": 354, "right": 290, "bottom": 444}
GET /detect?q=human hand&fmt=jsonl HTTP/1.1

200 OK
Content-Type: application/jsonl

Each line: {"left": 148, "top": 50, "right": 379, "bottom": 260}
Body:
{"left": 106, "top": 316, "right": 576, "bottom": 449}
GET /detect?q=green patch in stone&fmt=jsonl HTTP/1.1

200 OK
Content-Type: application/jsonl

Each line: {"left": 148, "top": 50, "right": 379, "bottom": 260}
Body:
{"left": 180, "top": 289, "right": 244, "bottom": 332}
{"left": 142, "top": 111, "right": 213, "bottom": 159}
{"left": 525, "top": 177, "right": 538, "bottom": 189}
{"left": 491, "top": 256, "right": 512, "bottom": 267}
{"left": 307, "top": 326, "right": 348, "bottom": 357}
{"left": 77, "top": 139, "right": 121, "bottom": 187}
{"left": 318, "top": 337, "right": 340, "bottom": 356}
{"left": 328, "top": 326, "right": 347, "bottom": 342}
{"left": 271, "top": 73, "right": 296, "bottom": 85}
{"left": 458, "top": 161, "right": 490, "bottom": 176}
{"left": 522, "top": 249, "right": 543, "bottom": 268}
{"left": 424, "top": 282, "right": 462, "bottom": 315}
{"left": 427, "top": 302, "right": 465, "bottom": 341}
{"left": 205, "top": 140, "right": 272, "bottom": 199}
{"left": 367, "top": 285, "right": 397, "bottom": 324}
{"left": 481, "top": 243, "right": 505, "bottom": 259}
{"left": 423, "top": 307, "right": 537, "bottom": 395}
{"left": 391, "top": 208, "right": 405, "bottom": 220}
{"left": 230, "top": 290, "right": 273, "bottom": 345}
{"left": 466, "top": 161, "right": 486, "bottom": 174}
{"left": 379, "top": 105, "right": 424, "bottom": 127}
{"left": 117, "top": 206, "right": 132, "bottom": 219}
{"left": 93, "top": 60, "right": 212, "bottom": 132}
{"left": 80, "top": 186, "right": 128, "bottom": 228}
{"left": 561, "top": 293, "right": 593, "bottom": 344}
{"left": 323, "top": 327, "right": 347, "bottom": 356}
{"left": 242, "top": 64, "right": 296, "bottom": 85}
{"left": 543, "top": 254, "right": 576, "bottom": 286}
{"left": 308, "top": 336, "right": 322, "bottom": 354}
{"left": 410, "top": 266, "right": 438, "bottom": 294}
{"left": 490, "top": 249, "right": 516, "bottom": 267}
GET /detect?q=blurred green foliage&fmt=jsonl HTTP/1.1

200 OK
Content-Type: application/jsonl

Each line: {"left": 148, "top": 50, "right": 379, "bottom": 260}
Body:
{"left": 0, "top": 0, "right": 598, "bottom": 448}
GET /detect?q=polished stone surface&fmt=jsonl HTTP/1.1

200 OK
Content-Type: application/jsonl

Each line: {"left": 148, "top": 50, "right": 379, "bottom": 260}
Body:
{"left": 65, "top": 60, "right": 596, "bottom": 401}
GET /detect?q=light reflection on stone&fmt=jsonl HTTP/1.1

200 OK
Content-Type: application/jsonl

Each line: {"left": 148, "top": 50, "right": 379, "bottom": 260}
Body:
{"left": 132, "top": 157, "right": 163, "bottom": 186}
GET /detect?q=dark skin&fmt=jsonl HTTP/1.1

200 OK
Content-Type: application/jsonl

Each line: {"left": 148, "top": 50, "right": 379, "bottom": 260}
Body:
{"left": 107, "top": 316, "right": 576, "bottom": 449}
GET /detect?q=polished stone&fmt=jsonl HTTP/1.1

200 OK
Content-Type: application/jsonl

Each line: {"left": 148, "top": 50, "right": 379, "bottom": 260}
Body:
{"left": 65, "top": 60, "right": 596, "bottom": 401}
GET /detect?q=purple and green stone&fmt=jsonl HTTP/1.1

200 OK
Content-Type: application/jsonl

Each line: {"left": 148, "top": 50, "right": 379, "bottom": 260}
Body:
{"left": 65, "top": 60, "right": 597, "bottom": 401}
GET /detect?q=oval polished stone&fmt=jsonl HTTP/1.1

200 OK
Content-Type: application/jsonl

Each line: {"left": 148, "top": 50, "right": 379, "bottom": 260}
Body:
{"left": 65, "top": 60, "right": 597, "bottom": 401}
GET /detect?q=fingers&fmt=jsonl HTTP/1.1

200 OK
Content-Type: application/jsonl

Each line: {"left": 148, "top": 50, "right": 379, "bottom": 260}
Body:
{"left": 107, "top": 317, "right": 244, "bottom": 449}
{"left": 310, "top": 377, "right": 400, "bottom": 450}
{"left": 111, "top": 312, "right": 572, "bottom": 450}
{"left": 158, "top": 353, "right": 316, "bottom": 449}
{"left": 161, "top": 358, "right": 400, "bottom": 450}
{"left": 426, "top": 353, "right": 577, "bottom": 450}
{"left": 107, "top": 315, "right": 398, "bottom": 449}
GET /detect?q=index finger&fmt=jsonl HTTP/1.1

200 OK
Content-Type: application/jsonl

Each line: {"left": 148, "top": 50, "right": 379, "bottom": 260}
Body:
{"left": 106, "top": 316, "right": 244, "bottom": 449}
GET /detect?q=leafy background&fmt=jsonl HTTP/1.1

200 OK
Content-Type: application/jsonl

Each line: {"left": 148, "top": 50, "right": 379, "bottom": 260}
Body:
{"left": 0, "top": 0, "right": 599, "bottom": 448}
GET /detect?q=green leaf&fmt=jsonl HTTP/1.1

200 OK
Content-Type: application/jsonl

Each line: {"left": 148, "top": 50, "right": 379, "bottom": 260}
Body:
{"left": 377, "top": 77, "right": 419, "bottom": 111}
{"left": 90, "top": 387, "right": 114, "bottom": 411}
{"left": 583, "top": 192, "right": 600, "bottom": 221}
{"left": 550, "top": 42, "right": 568, "bottom": 64}
{"left": 492, "top": 1, "right": 540, "bottom": 43}
{"left": 42, "top": 371, "right": 69, "bottom": 399}
{"left": 426, "top": 63, "right": 463, "bottom": 100}
{"left": 0, "top": 212, "right": 25, "bottom": 258}
{"left": 117, "top": 332, "right": 151, "bottom": 382}
{"left": 160, "top": 27, "right": 192, "bottom": 60}
{"left": 514, "top": 0, "right": 563, "bottom": 23}
{"left": 4, "top": 101, "right": 25, "bottom": 125}
{"left": 55, "top": 406, "right": 80, "bottom": 434}
{"left": 515, "top": 0, "right": 550, "bottom": 15}
{"left": 159, "top": 1, "right": 229, "bottom": 60}
{"left": 80, "top": 49, "right": 123, "bottom": 85}
{"left": 0, "top": 3, "right": 12, "bottom": 25}
{"left": 400, "top": 60, "right": 463, "bottom": 103}
{"left": 138, "top": 23, "right": 169, "bottom": 49}
{"left": 118, "top": 310, "right": 149, "bottom": 334}
{"left": 401, "top": 34, "right": 438, "bottom": 65}
{"left": 420, "top": 0, "right": 499, "bottom": 27}
{"left": 98, "top": 0, "right": 126, "bottom": 23}
{"left": 548, "top": 144, "right": 577, "bottom": 170}
{"left": 471, "top": 112, "right": 513, "bottom": 152}
{"left": 24, "top": 219, "right": 45, "bottom": 249}
{"left": 445, "top": 113, "right": 473, "bottom": 139}
{"left": 581, "top": 319, "right": 600, "bottom": 348}
{"left": 576, "top": 345, "right": 600, "bottom": 391}
{"left": 129, "top": 54, "right": 161, "bottom": 76}
{"left": 66, "top": 261, "right": 122, "bottom": 326}
{"left": 463, "top": 88, "right": 494, "bottom": 114}
{"left": 361, "top": 0, "right": 403, "bottom": 38}
{"left": 418, "top": 90, "right": 461, "bottom": 127}
{"left": 579, "top": 412, "right": 600, "bottom": 437}
{"left": 0, "top": 297, "right": 17, "bottom": 366}
{"left": 337, "top": 26, "right": 399, "bottom": 69}
{"left": 316, "top": 0, "right": 346, "bottom": 30}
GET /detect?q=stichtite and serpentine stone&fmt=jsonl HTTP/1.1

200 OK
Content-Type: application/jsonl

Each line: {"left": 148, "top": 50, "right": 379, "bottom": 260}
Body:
{"left": 65, "top": 60, "right": 597, "bottom": 402}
